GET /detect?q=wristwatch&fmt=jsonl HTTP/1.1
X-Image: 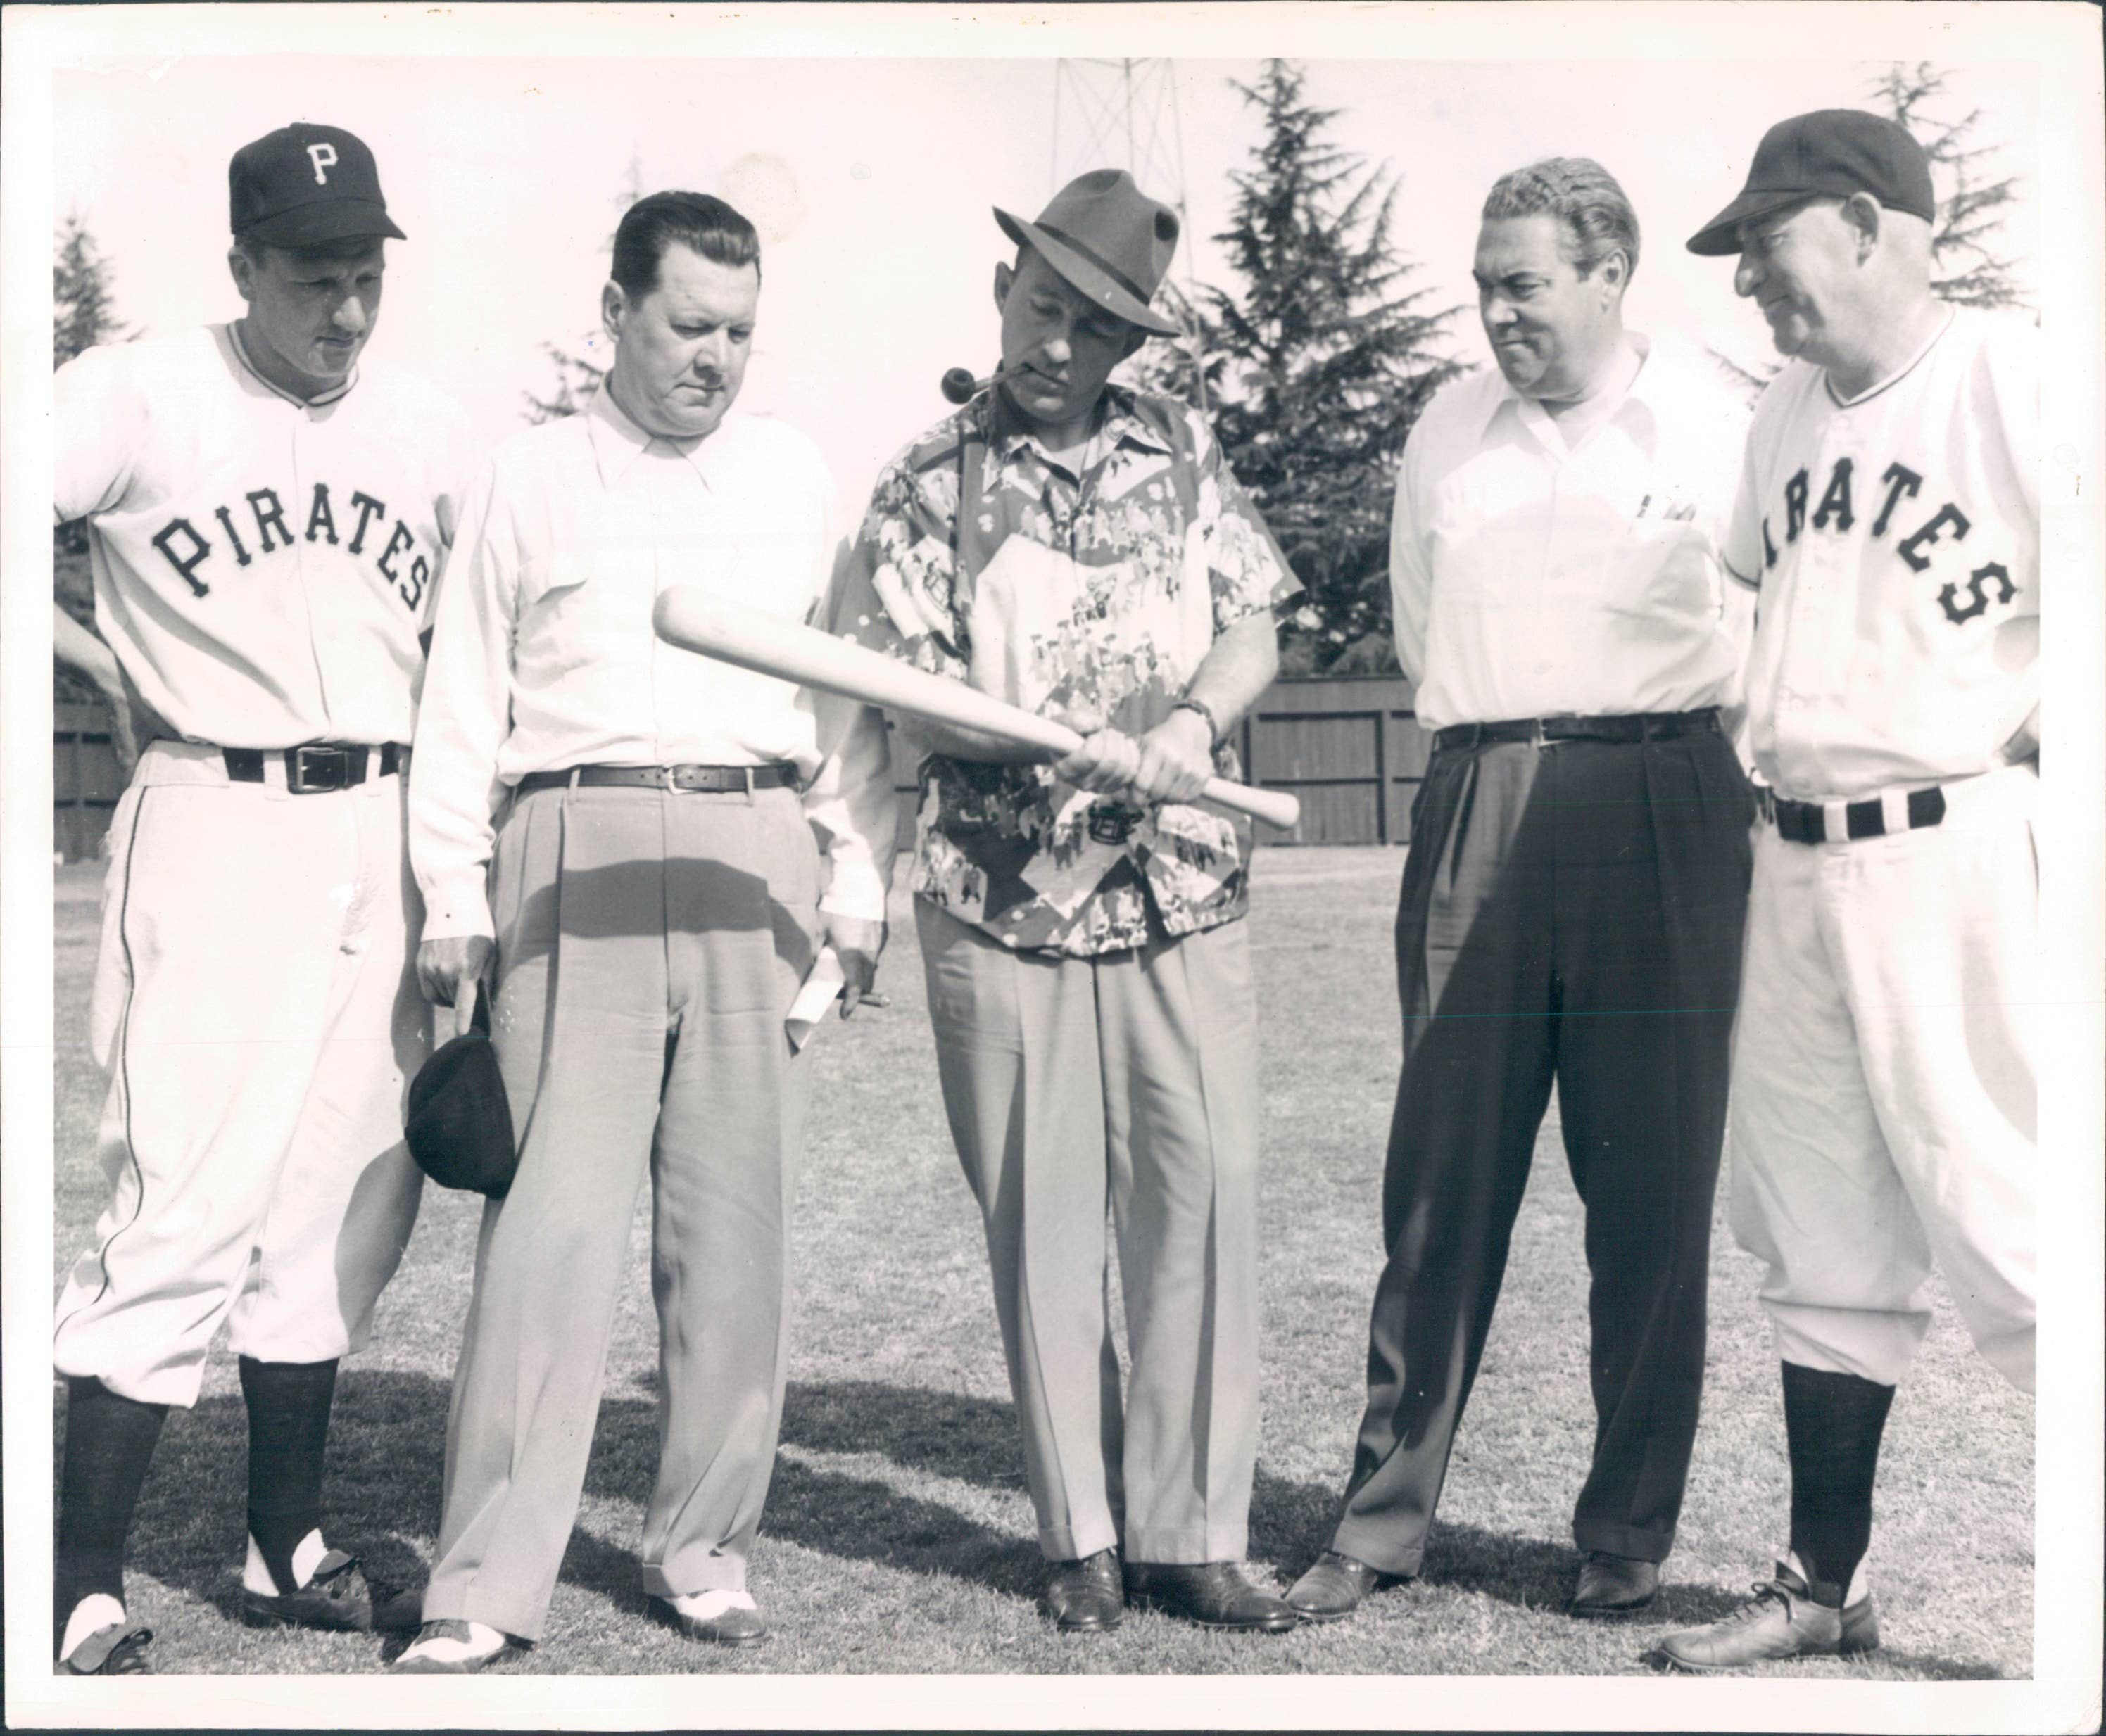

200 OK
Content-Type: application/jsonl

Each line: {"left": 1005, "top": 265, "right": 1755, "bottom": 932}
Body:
{"left": 1170, "top": 695, "right": 1221, "bottom": 747}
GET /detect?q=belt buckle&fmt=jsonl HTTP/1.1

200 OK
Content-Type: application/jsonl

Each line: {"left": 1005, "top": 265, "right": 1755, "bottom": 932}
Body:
{"left": 1087, "top": 802, "right": 1141, "bottom": 846}
{"left": 1532, "top": 718, "right": 1563, "bottom": 751}
{"left": 287, "top": 745, "right": 348, "bottom": 794}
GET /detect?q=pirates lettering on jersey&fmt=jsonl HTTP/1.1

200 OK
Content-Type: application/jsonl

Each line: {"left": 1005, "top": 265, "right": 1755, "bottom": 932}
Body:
{"left": 149, "top": 479, "right": 433, "bottom": 612}
{"left": 1759, "top": 455, "right": 2017, "bottom": 630}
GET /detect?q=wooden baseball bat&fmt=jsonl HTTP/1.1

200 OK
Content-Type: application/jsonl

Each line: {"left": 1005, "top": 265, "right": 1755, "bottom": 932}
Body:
{"left": 652, "top": 588, "right": 1301, "bottom": 830}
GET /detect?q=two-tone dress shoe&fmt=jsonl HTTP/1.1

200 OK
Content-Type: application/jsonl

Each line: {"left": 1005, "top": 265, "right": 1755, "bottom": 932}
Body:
{"left": 1045, "top": 1549, "right": 1124, "bottom": 1633}
{"left": 1123, "top": 1560, "right": 1298, "bottom": 1633}
{"left": 1284, "top": 1551, "right": 1389, "bottom": 1624}
{"left": 241, "top": 1549, "right": 377, "bottom": 1631}
{"left": 648, "top": 1590, "right": 769, "bottom": 1647}
{"left": 1569, "top": 1551, "right": 1660, "bottom": 1618}
{"left": 56, "top": 1622, "right": 153, "bottom": 1675}
{"left": 391, "top": 1618, "right": 524, "bottom": 1674}
{"left": 1654, "top": 1562, "right": 1881, "bottom": 1672}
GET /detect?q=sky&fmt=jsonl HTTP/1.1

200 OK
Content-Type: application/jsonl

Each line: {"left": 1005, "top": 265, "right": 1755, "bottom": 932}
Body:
{"left": 50, "top": 50, "right": 2037, "bottom": 510}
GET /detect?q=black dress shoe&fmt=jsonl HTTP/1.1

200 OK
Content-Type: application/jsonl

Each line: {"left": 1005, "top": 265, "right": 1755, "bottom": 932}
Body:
{"left": 1045, "top": 1548, "right": 1124, "bottom": 1633}
{"left": 1123, "top": 1560, "right": 1298, "bottom": 1633}
{"left": 241, "top": 1550, "right": 376, "bottom": 1631}
{"left": 372, "top": 1583, "right": 425, "bottom": 1632}
{"left": 56, "top": 1622, "right": 152, "bottom": 1675}
{"left": 1285, "top": 1550, "right": 1386, "bottom": 1623}
{"left": 1570, "top": 1551, "right": 1661, "bottom": 1618}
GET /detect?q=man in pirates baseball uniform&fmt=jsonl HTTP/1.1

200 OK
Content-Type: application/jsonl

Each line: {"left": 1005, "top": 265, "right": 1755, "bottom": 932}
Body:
{"left": 1285, "top": 159, "right": 1757, "bottom": 1627}
{"left": 393, "top": 191, "right": 894, "bottom": 1673}
{"left": 836, "top": 170, "right": 1303, "bottom": 1635}
{"left": 1658, "top": 110, "right": 2038, "bottom": 1672}
{"left": 49, "top": 123, "right": 473, "bottom": 1673}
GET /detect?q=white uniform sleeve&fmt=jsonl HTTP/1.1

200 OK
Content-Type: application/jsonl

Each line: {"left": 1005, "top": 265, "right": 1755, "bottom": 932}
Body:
{"left": 801, "top": 458, "right": 898, "bottom": 923}
{"left": 54, "top": 344, "right": 142, "bottom": 523}
{"left": 1721, "top": 431, "right": 1766, "bottom": 593}
{"left": 409, "top": 457, "right": 525, "bottom": 943}
{"left": 1388, "top": 424, "right": 1432, "bottom": 684}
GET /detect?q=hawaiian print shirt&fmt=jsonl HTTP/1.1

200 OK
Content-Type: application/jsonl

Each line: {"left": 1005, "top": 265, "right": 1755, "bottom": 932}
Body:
{"left": 839, "top": 384, "right": 1299, "bottom": 956}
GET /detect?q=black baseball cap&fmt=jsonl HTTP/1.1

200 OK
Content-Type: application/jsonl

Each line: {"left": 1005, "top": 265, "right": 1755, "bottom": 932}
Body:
{"left": 1686, "top": 109, "right": 1935, "bottom": 257}
{"left": 229, "top": 122, "right": 405, "bottom": 247}
{"left": 405, "top": 1017, "right": 517, "bottom": 1198}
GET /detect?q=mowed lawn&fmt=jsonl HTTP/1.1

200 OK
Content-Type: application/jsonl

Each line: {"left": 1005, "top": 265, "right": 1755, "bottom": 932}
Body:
{"left": 50, "top": 847, "right": 2033, "bottom": 1678}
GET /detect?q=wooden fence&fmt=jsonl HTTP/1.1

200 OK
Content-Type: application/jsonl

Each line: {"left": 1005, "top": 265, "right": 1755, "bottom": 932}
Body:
{"left": 54, "top": 678, "right": 1430, "bottom": 861}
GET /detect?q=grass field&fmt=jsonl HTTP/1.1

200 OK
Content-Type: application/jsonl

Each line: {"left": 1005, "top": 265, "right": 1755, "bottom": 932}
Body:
{"left": 51, "top": 847, "right": 2034, "bottom": 1679}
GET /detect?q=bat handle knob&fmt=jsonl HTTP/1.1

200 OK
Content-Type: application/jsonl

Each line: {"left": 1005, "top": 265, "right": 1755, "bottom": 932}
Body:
{"left": 939, "top": 367, "right": 978, "bottom": 405}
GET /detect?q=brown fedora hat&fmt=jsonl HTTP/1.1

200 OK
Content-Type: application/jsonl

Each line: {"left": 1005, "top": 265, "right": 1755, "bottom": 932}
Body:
{"left": 995, "top": 169, "right": 1182, "bottom": 336}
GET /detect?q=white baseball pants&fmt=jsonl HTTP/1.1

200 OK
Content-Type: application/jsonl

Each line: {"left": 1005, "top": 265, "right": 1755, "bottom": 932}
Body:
{"left": 1728, "top": 764, "right": 2037, "bottom": 1392}
{"left": 53, "top": 741, "right": 427, "bottom": 1407}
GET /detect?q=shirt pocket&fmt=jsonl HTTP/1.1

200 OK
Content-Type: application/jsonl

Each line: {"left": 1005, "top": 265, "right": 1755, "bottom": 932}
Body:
{"left": 515, "top": 549, "right": 622, "bottom": 677}
{"left": 1582, "top": 498, "right": 1717, "bottom": 625}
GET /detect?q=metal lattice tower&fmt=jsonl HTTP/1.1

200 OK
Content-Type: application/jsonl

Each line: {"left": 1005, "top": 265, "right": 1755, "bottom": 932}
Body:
{"left": 1052, "top": 58, "right": 1207, "bottom": 407}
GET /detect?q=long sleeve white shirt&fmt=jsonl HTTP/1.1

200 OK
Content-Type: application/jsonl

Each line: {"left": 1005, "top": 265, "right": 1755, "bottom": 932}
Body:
{"left": 1389, "top": 334, "right": 1752, "bottom": 732}
{"left": 410, "top": 388, "right": 895, "bottom": 941}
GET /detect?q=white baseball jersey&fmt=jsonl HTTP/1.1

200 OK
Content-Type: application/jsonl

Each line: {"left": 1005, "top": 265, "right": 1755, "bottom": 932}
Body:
{"left": 56, "top": 324, "right": 475, "bottom": 749}
{"left": 1723, "top": 308, "right": 2039, "bottom": 802}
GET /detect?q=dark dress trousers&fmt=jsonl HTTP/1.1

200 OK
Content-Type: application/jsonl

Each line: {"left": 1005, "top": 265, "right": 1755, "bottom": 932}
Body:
{"left": 1330, "top": 721, "right": 1753, "bottom": 1574}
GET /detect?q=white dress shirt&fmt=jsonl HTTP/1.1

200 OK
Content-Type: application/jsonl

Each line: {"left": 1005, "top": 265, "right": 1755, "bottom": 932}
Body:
{"left": 1389, "top": 336, "right": 1751, "bottom": 733}
{"left": 1723, "top": 309, "right": 2038, "bottom": 802}
{"left": 411, "top": 388, "right": 894, "bottom": 940}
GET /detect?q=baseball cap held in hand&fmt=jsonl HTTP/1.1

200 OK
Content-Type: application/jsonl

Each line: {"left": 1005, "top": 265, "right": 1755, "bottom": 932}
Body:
{"left": 231, "top": 122, "right": 407, "bottom": 247}
{"left": 1686, "top": 109, "right": 1934, "bottom": 257}
{"left": 995, "top": 169, "right": 1182, "bottom": 336}
{"left": 405, "top": 989, "right": 517, "bottom": 1198}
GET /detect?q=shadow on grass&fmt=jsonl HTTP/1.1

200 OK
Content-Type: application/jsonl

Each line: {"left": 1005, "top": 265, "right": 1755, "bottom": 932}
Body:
{"left": 776, "top": 1377, "right": 1758, "bottom": 1627}
{"left": 82, "top": 1371, "right": 2007, "bottom": 1680}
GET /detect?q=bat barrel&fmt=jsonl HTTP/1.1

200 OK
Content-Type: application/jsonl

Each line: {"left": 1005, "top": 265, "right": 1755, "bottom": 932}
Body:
{"left": 650, "top": 587, "right": 1301, "bottom": 830}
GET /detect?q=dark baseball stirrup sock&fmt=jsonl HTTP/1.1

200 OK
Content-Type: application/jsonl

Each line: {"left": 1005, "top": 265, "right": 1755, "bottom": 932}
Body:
{"left": 239, "top": 1355, "right": 340, "bottom": 1595}
{"left": 1780, "top": 1359, "right": 1896, "bottom": 1603}
{"left": 55, "top": 1376, "right": 169, "bottom": 1651}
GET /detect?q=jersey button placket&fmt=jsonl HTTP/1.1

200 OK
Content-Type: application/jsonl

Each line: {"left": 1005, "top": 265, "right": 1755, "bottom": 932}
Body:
{"left": 290, "top": 408, "right": 336, "bottom": 733}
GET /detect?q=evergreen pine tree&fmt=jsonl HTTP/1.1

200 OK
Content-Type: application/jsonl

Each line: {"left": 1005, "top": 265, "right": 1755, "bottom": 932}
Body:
{"left": 54, "top": 213, "right": 133, "bottom": 671}
{"left": 1189, "top": 61, "right": 1461, "bottom": 673}
{"left": 1869, "top": 62, "right": 2031, "bottom": 312}
{"left": 54, "top": 210, "right": 129, "bottom": 371}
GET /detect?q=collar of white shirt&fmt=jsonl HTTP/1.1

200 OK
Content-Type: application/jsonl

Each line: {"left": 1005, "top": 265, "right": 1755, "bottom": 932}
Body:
{"left": 584, "top": 381, "right": 739, "bottom": 490}
{"left": 1473, "top": 334, "right": 1682, "bottom": 460}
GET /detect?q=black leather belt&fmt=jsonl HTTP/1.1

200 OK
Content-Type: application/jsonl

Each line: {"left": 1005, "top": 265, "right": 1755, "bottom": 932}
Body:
{"left": 1433, "top": 708, "right": 1722, "bottom": 752}
{"left": 516, "top": 762, "right": 799, "bottom": 795}
{"left": 224, "top": 743, "right": 403, "bottom": 792}
{"left": 1759, "top": 784, "right": 1947, "bottom": 844}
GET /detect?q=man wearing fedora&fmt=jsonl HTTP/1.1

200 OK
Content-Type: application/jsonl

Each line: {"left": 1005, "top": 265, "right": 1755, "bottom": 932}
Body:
{"left": 834, "top": 169, "right": 1302, "bottom": 1633}
{"left": 49, "top": 122, "right": 472, "bottom": 1671}
{"left": 1658, "top": 110, "right": 2039, "bottom": 1672}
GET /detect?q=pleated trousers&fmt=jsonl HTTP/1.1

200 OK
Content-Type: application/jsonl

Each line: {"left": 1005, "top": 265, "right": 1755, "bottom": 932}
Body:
{"left": 422, "top": 781, "right": 817, "bottom": 1642}
{"left": 1331, "top": 726, "right": 1753, "bottom": 1576}
{"left": 917, "top": 901, "right": 1262, "bottom": 1566}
